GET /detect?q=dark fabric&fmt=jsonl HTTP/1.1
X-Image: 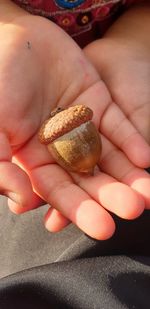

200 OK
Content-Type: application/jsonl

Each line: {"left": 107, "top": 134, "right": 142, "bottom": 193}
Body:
{"left": 1, "top": 254, "right": 150, "bottom": 309}
{"left": 0, "top": 169, "right": 150, "bottom": 308}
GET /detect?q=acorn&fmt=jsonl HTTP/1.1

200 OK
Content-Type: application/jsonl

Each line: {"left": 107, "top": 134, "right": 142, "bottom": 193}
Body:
{"left": 38, "top": 105, "right": 102, "bottom": 173}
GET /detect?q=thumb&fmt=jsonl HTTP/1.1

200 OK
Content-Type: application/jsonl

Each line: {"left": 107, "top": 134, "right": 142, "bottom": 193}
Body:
{"left": 0, "top": 132, "right": 40, "bottom": 213}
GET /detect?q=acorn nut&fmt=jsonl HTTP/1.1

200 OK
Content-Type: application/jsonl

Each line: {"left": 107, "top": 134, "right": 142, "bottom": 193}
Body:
{"left": 38, "top": 105, "right": 102, "bottom": 173}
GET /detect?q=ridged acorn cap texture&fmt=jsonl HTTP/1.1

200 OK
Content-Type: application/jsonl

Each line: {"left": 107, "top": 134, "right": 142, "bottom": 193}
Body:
{"left": 39, "top": 105, "right": 93, "bottom": 145}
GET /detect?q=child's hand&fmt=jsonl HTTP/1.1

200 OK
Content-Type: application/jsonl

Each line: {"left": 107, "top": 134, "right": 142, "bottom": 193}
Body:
{"left": 1, "top": 4, "right": 150, "bottom": 240}
{"left": 85, "top": 39, "right": 150, "bottom": 143}
{"left": 84, "top": 4, "right": 150, "bottom": 143}
{"left": 84, "top": 4, "right": 150, "bottom": 212}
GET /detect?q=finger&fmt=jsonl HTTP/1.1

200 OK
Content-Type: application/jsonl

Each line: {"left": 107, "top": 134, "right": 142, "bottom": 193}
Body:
{"left": 8, "top": 195, "right": 45, "bottom": 214}
{"left": 99, "top": 135, "right": 150, "bottom": 208}
{"left": 30, "top": 164, "right": 115, "bottom": 240}
{"left": 72, "top": 169, "right": 144, "bottom": 220}
{"left": 100, "top": 102, "right": 150, "bottom": 168}
{"left": 0, "top": 132, "right": 40, "bottom": 210}
{"left": 105, "top": 76, "right": 150, "bottom": 145}
{"left": 44, "top": 208, "right": 70, "bottom": 232}
{"left": 73, "top": 81, "right": 150, "bottom": 168}
{"left": 8, "top": 197, "right": 70, "bottom": 231}
{"left": 14, "top": 136, "right": 115, "bottom": 240}
{"left": 12, "top": 134, "right": 55, "bottom": 213}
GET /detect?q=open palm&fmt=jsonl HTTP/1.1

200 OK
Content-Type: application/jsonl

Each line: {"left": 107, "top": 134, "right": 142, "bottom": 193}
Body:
{"left": 84, "top": 36, "right": 150, "bottom": 194}
{"left": 1, "top": 14, "right": 150, "bottom": 240}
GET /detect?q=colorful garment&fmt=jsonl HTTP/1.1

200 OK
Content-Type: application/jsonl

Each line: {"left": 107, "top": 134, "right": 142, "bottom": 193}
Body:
{"left": 12, "top": 0, "right": 140, "bottom": 42}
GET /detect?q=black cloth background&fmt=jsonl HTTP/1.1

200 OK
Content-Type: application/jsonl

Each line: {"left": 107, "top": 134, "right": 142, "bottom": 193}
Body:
{"left": 0, "top": 169, "right": 150, "bottom": 309}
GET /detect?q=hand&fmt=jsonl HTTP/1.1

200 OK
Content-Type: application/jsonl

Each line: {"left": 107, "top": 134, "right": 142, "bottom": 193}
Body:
{"left": 84, "top": 4, "right": 150, "bottom": 144}
{"left": 83, "top": 4, "right": 150, "bottom": 211}
{"left": 1, "top": 6, "right": 150, "bottom": 240}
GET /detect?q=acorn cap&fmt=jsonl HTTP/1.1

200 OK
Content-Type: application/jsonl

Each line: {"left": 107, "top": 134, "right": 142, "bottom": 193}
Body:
{"left": 39, "top": 105, "right": 93, "bottom": 145}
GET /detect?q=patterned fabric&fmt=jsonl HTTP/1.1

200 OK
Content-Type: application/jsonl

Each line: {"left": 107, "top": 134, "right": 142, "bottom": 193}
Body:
{"left": 12, "top": 0, "right": 139, "bottom": 38}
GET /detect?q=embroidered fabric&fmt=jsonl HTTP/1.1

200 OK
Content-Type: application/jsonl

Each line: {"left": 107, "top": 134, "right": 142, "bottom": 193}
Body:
{"left": 12, "top": 0, "right": 138, "bottom": 37}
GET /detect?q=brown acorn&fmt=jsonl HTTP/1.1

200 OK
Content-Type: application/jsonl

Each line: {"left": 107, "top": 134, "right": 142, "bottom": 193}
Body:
{"left": 39, "top": 105, "right": 102, "bottom": 173}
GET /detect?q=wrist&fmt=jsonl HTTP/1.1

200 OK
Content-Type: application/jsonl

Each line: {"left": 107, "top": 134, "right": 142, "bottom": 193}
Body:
{"left": 0, "top": 0, "right": 29, "bottom": 24}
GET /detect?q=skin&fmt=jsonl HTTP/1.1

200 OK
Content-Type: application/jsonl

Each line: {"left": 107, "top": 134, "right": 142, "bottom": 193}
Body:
{"left": 85, "top": 4, "right": 150, "bottom": 144}
{"left": 0, "top": 1, "right": 150, "bottom": 240}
